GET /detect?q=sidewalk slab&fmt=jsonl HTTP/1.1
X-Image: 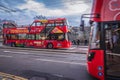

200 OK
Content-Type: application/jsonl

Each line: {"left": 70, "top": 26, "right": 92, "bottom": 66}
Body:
{"left": 0, "top": 45, "right": 88, "bottom": 54}
{"left": 71, "top": 45, "right": 88, "bottom": 48}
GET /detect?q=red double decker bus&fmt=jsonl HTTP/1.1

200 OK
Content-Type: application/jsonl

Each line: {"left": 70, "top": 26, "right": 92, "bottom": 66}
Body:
{"left": 86, "top": 0, "right": 120, "bottom": 80}
{"left": 3, "top": 18, "right": 71, "bottom": 49}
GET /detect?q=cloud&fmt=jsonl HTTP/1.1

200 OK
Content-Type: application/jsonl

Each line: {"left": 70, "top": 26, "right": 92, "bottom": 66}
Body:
{"left": 15, "top": 0, "right": 90, "bottom": 26}
{"left": 17, "top": 0, "right": 64, "bottom": 16}
{"left": 62, "top": 0, "right": 89, "bottom": 15}
{"left": 17, "top": 0, "right": 89, "bottom": 16}
{"left": 0, "top": 0, "right": 91, "bottom": 26}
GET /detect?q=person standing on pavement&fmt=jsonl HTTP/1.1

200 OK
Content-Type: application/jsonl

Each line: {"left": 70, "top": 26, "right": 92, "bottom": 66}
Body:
{"left": 84, "top": 39, "right": 88, "bottom": 45}
{"left": 73, "top": 40, "right": 76, "bottom": 45}
{"left": 77, "top": 39, "right": 80, "bottom": 47}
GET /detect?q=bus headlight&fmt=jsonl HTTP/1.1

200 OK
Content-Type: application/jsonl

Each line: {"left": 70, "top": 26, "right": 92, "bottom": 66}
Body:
{"left": 88, "top": 52, "right": 95, "bottom": 61}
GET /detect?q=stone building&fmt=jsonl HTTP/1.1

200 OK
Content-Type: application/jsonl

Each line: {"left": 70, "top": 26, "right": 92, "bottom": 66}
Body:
{"left": 69, "top": 26, "right": 90, "bottom": 44}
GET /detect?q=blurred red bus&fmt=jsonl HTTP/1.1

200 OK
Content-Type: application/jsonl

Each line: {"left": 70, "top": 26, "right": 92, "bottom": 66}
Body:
{"left": 85, "top": 0, "right": 120, "bottom": 80}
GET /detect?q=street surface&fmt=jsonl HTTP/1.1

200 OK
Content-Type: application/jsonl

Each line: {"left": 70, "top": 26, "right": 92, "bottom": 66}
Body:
{"left": 0, "top": 44, "right": 97, "bottom": 80}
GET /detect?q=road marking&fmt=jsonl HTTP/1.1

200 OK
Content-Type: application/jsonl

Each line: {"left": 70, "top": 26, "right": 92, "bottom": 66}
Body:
{"left": 0, "top": 55, "right": 13, "bottom": 58}
{"left": 79, "top": 48, "right": 88, "bottom": 50}
{"left": 4, "top": 51, "right": 11, "bottom": 52}
{"left": 69, "top": 47, "right": 76, "bottom": 49}
{"left": 0, "top": 72, "right": 27, "bottom": 80}
{"left": 3, "top": 50, "right": 69, "bottom": 58}
{"left": 3, "top": 50, "right": 86, "bottom": 65}
{"left": 3, "top": 50, "right": 69, "bottom": 55}
{"left": 35, "top": 58, "right": 86, "bottom": 66}
{"left": 4, "top": 50, "right": 67, "bottom": 58}
{"left": 4, "top": 50, "right": 30, "bottom": 54}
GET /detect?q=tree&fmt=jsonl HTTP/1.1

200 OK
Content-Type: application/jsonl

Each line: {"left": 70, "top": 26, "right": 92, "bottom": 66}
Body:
{"left": 33, "top": 15, "right": 47, "bottom": 20}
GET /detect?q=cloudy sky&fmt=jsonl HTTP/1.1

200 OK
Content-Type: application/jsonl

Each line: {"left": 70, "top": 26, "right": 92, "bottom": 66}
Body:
{"left": 0, "top": 0, "right": 92, "bottom": 26}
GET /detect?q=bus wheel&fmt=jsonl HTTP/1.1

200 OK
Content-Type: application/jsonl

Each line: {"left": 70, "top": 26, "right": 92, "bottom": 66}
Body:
{"left": 11, "top": 43, "right": 16, "bottom": 47}
{"left": 47, "top": 43, "right": 53, "bottom": 49}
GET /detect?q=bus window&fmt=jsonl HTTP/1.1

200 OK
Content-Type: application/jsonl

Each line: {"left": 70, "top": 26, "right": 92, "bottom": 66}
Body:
{"left": 10, "top": 34, "right": 18, "bottom": 40}
{"left": 6, "top": 34, "right": 11, "bottom": 40}
{"left": 89, "top": 22, "right": 100, "bottom": 49}
{"left": 63, "top": 19, "right": 69, "bottom": 26}
{"left": 41, "top": 34, "right": 46, "bottom": 40}
{"left": 49, "top": 33, "right": 65, "bottom": 41}
{"left": 105, "top": 24, "right": 120, "bottom": 53}
{"left": 3, "top": 23, "right": 16, "bottom": 28}
{"left": 57, "top": 34, "right": 65, "bottom": 40}
{"left": 31, "top": 22, "right": 36, "bottom": 27}
{"left": 50, "top": 34, "right": 57, "bottom": 40}
{"left": 105, "top": 23, "right": 120, "bottom": 78}
{"left": 67, "top": 32, "right": 72, "bottom": 41}
{"left": 47, "top": 23, "right": 54, "bottom": 27}
{"left": 36, "top": 22, "right": 41, "bottom": 26}
{"left": 18, "top": 34, "right": 26, "bottom": 39}
{"left": 11, "top": 35, "right": 16, "bottom": 39}
{"left": 27, "top": 34, "right": 35, "bottom": 40}
{"left": 36, "top": 34, "right": 42, "bottom": 40}
{"left": 36, "top": 33, "right": 46, "bottom": 40}
{"left": 36, "top": 22, "right": 46, "bottom": 26}
{"left": 55, "top": 23, "right": 63, "bottom": 26}
{"left": 55, "top": 21, "right": 64, "bottom": 26}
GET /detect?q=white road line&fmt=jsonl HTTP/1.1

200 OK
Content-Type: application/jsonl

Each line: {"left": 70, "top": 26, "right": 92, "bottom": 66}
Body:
{"left": 4, "top": 50, "right": 30, "bottom": 54}
{"left": 80, "top": 48, "right": 88, "bottom": 50}
{"left": 4, "top": 51, "right": 11, "bottom": 52}
{"left": 3, "top": 50, "right": 69, "bottom": 57}
{"left": 69, "top": 47, "right": 76, "bottom": 49}
{"left": 3, "top": 50, "right": 69, "bottom": 55}
{"left": 35, "top": 58, "right": 86, "bottom": 66}
{"left": 0, "top": 55, "right": 13, "bottom": 58}
{"left": 3, "top": 50, "right": 86, "bottom": 65}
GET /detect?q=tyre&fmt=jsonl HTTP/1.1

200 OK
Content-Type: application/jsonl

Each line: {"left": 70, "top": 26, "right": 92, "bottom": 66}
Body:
{"left": 47, "top": 43, "right": 53, "bottom": 49}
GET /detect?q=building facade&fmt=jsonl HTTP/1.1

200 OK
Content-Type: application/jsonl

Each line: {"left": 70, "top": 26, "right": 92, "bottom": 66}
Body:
{"left": 69, "top": 26, "right": 90, "bottom": 44}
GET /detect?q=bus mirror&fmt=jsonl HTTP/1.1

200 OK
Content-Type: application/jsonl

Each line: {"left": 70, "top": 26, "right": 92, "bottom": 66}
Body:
{"left": 89, "top": 20, "right": 93, "bottom": 25}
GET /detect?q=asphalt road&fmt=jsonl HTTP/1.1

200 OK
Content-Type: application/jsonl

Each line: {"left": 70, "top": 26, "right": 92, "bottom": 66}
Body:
{"left": 0, "top": 48, "right": 97, "bottom": 80}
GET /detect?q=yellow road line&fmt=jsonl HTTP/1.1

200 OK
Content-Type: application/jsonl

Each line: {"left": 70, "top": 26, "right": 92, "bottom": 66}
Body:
{"left": 0, "top": 72, "right": 28, "bottom": 80}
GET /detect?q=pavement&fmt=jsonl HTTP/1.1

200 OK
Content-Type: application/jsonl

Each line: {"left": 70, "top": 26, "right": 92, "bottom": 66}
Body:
{"left": 0, "top": 43, "right": 88, "bottom": 54}
{"left": 69, "top": 45, "right": 88, "bottom": 53}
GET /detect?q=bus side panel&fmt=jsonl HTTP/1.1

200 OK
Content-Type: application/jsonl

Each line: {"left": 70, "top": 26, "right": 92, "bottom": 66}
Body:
{"left": 57, "top": 40, "right": 71, "bottom": 48}
{"left": 6, "top": 40, "right": 16, "bottom": 46}
{"left": 87, "top": 50, "right": 105, "bottom": 80}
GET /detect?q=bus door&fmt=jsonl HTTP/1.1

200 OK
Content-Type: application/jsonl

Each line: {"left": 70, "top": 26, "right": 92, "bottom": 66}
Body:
{"left": 88, "top": 22, "right": 105, "bottom": 80}
{"left": 104, "top": 22, "right": 120, "bottom": 80}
